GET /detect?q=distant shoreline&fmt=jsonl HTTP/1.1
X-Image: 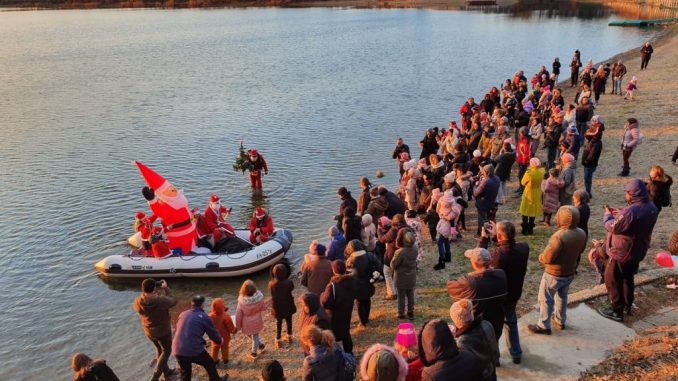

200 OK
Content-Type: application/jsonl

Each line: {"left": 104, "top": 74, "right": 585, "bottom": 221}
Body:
{"left": 0, "top": 0, "right": 515, "bottom": 12}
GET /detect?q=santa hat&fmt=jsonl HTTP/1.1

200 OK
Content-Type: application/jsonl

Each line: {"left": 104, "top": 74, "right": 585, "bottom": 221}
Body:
{"left": 210, "top": 194, "right": 220, "bottom": 203}
{"left": 135, "top": 211, "right": 146, "bottom": 220}
{"left": 134, "top": 161, "right": 171, "bottom": 195}
{"left": 248, "top": 149, "right": 259, "bottom": 156}
{"left": 152, "top": 226, "right": 163, "bottom": 234}
{"left": 254, "top": 207, "right": 266, "bottom": 219}
{"left": 191, "top": 207, "right": 201, "bottom": 215}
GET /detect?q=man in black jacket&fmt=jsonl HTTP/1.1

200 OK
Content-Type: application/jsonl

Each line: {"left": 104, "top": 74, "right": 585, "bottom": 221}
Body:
{"left": 336, "top": 187, "right": 357, "bottom": 232}
{"left": 640, "top": 41, "right": 653, "bottom": 70}
{"left": 447, "top": 248, "right": 508, "bottom": 341}
{"left": 392, "top": 137, "right": 411, "bottom": 176}
{"left": 479, "top": 221, "right": 529, "bottom": 364}
{"left": 582, "top": 117, "right": 604, "bottom": 198}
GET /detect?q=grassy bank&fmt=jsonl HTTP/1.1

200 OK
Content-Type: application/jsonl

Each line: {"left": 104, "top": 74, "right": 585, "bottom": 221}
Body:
{"left": 188, "top": 26, "right": 678, "bottom": 381}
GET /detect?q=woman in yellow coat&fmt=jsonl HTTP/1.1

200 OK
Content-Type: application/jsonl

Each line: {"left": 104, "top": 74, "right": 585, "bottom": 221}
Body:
{"left": 519, "top": 157, "right": 545, "bottom": 235}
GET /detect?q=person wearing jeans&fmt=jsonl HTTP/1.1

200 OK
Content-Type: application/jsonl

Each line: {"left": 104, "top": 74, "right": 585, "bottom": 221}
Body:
{"left": 132, "top": 279, "right": 177, "bottom": 381}
{"left": 479, "top": 220, "right": 529, "bottom": 364}
{"left": 172, "top": 296, "right": 227, "bottom": 381}
{"left": 612, "top": 60, "right": 627, "bottom": 95}
{"left": 528, "top": 205, "right": 586, "bottom": 335}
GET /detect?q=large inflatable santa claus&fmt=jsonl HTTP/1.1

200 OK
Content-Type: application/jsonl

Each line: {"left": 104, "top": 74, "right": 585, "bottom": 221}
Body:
{"left": 134, "top": 161, "right": 197, "bottom": 255}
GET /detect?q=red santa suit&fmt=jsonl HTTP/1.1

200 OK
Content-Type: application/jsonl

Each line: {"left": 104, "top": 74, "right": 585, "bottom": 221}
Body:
{"left": 151, "top": 227, "right": 171, "bottom": 259}
{"left": 135, "top": 161, "right": 196, "bottom": 255}
{"left": 138, "top": 217, "right": 154, "bottom": 251}
{"left": 192, "top": 208, "right": 212, "bottom": 241}
{"left": 247, "top": 150, "right": 268, "bottom": 190}
{"left": 249, "top": 207, "right": 274, "bottom": 244}
{"left": 204, "top": 194, "right": 235, "bottom": 243}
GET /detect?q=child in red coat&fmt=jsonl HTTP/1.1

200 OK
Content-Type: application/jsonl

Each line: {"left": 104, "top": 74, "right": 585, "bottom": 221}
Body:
{"left": 209, "top": 298, "right": 236, "bottom": 365}
{"left": 394, "top": 322, "right": 423, "bottom": 381}
{"left": 249, "top": 208, "right": 274, "bottom": 244}
{"left": 151, "top": 227, "right": 171, "bottom": 259}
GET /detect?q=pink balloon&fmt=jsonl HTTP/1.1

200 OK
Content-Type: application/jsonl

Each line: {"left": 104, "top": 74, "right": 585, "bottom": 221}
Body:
{"left": 655, "top": 251, "right": 675, "bottom": 268}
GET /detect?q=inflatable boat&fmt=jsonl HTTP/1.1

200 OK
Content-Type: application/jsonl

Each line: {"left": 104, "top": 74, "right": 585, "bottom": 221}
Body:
{"left": 95, "top": 229, "right": 293, "bottom": 278}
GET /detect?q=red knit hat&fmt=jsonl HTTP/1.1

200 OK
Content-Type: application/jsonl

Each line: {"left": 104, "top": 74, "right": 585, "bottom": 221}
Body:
{"left": 210, "top": 194, "right": 220, "bottom": 203}
{"left": 134, "top": 161, "right": 170, "bottom": 194}
{"left": 135, "top": 211, "right": 146, "bottom": 220}
{"left": 248, "top": 149, "right": 259, "bottom": 156}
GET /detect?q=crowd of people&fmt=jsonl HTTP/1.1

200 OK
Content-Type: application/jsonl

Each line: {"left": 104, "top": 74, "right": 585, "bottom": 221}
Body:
{"left": 73, "top": 42, "right": 675, "bottom": 381}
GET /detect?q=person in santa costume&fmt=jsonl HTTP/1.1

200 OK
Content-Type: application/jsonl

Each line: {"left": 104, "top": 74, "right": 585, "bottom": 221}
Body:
{"left": 134, "top": 211, "right": 147, "bottom": 233}
{"left": 249, "top": 207, "right": 274, "bottom": 244}
{"left": 138, "top": 216, "right": 154, "bottom": 254}
{"left": 191, "top": 207, "right": 214, "bottom": 251}
{"left": 204, "top": 194, "right": 235, "bottom": 244}
{"left": 151, "top": 226, "right": 172, "bottom": 259}
{"left": 135, "top": 161, "right": 197, "bottom": 255}
{"left": 246, "top": 149, "right": 268, "bottom": 190}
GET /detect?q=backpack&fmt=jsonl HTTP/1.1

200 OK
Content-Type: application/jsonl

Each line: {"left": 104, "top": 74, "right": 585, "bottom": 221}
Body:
{"left": 336, "top": 350, "right": 357, "bottom": 381}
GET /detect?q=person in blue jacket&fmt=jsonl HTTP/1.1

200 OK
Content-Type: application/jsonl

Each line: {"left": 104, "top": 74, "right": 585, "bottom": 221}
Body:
{"left": 598, "top": 179, "right": 659, "bottom": 322}
{"left": 172, "top": 295, "right": 229, "bottom": 381}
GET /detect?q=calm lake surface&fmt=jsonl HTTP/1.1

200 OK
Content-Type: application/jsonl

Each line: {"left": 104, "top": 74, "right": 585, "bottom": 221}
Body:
{"left": 0, "top": 7, "right": 653, "bottom": 380}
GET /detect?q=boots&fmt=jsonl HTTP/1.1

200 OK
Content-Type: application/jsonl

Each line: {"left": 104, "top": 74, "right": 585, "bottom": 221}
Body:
{"left": 618, "top": 167, "right": 630, "bottom": 177}
{"left": 275, "top": 339, "right": 284, "bottom": 350}
{"left": 433, "top": 260, "right": 445, "bottom": 270}
{"left": 520, "top": 223, "right": 528, "bottom": 236}
{"left": 527, "top": 222, "right": 535, "bottom": 235}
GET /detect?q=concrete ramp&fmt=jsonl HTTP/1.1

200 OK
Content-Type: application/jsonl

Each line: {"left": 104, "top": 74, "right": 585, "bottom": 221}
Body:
{"left": 497, "top": 304, "right": 636, "bottom": 380}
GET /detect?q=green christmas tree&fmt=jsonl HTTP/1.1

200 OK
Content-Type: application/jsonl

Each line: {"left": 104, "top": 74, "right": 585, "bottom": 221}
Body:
{"left": 233, "top": 139, "right": 250, "bottom": 173}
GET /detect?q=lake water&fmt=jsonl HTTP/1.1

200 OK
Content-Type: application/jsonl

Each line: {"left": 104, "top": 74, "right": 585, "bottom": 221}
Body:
{"left": 0, "top": 7, "right": 653, "bottom": 380}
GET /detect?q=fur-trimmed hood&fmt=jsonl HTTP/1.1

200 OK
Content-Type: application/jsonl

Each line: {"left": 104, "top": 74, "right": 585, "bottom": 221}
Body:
{"left": 360, "top": 343, "right": 408, "bottom": 381}
{"left": 238, "top": 290, "right": 264, "bottom": 305}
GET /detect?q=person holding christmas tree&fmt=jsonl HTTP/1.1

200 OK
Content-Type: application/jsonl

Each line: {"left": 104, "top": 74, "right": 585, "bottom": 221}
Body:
{"left": 247, "top": 149, "right": 268, "bottom": 190}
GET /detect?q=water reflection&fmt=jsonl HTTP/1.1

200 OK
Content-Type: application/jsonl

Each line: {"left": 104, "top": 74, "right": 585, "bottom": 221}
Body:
{"left": 462, "top": 1, "right": 610, "bottom": 19}
{"left": 464, "top": 0, "right": 678, "bottom": 20}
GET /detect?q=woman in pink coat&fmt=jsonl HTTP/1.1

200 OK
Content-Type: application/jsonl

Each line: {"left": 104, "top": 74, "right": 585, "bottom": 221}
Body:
{"left": 235, "top": 279, "right": 267, "bottom": 360}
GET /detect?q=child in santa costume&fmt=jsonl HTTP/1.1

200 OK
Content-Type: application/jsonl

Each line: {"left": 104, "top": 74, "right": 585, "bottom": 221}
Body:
{"left": 135, "top": 161, "right": 197, "bottom": 255}
{"left": 138, "top": 216, "right": 154, "bottom": 254}
{"left": 249, "top": 207, "right": 274, "bottom": 244}
{"left": 134, "top": 211, "right": 146, "bottom": 233}
{"left": 151, "top": 226, "right": 172, "bottom": 259}
{"left": 246, "top": 150, "right": 268, "bottom": 190}
{"left": 204, "top": 194, "right": 235, "bottom": 244}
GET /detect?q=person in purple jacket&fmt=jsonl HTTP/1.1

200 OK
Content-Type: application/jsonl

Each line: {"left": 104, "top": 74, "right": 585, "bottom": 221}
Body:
{"left": 598, "top": 180, "right": 658, "bottom": 322}
{"left": 172, "top": 295, "right": 229, "bottom": 381}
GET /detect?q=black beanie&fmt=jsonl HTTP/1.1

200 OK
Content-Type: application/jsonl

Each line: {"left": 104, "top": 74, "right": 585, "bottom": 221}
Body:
{"left": 262, "top": 360, "right": 285, "bottom": 381}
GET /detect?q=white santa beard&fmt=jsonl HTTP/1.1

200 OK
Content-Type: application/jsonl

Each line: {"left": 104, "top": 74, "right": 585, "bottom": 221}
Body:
{"left": 159, "top": 190, "right": 189, "bottom": 209}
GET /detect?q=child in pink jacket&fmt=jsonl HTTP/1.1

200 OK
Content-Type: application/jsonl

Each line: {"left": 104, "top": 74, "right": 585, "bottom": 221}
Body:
{"left": 236, "top": 279, "right": 267, "bottom": 360}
